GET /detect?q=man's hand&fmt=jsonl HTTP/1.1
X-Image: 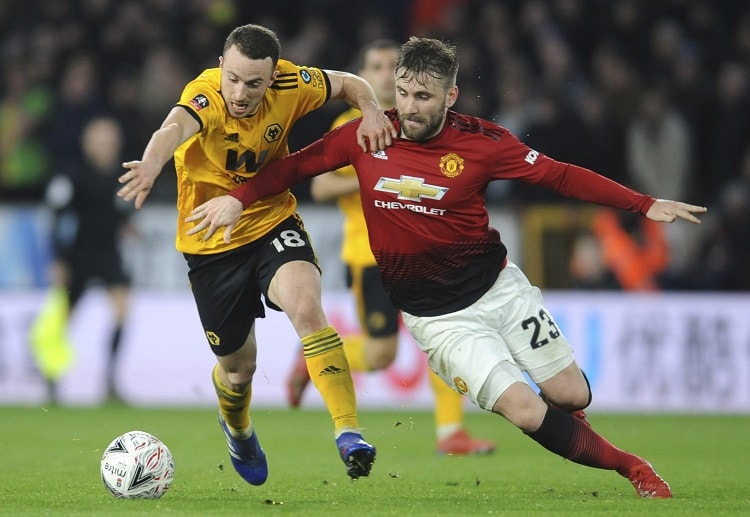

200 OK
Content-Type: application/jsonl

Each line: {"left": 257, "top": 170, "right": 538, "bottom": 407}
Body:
{"left": 646, "top": 199, "right": 707, "bottom": 224}
{"left": 185, "top": 195, "right": 244, "bottom": 243}
{"left": 118, "top": 161, "right": 161, "bottom": 209}
{"left": 357, "top": 107, "right": 397, "bottom": 153}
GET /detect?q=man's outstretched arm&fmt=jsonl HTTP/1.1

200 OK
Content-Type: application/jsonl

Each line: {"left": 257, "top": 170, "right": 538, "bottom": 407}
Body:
{"left": 185, "top": 131, "right": 350, "bottom": 243}
{"left": 118, "top": 107, "right": 200, "bottom": 209}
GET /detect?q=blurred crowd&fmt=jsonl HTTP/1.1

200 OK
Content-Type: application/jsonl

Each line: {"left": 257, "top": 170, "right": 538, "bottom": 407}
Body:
{"left": 1, "top": 0, "right": 748, "bottom": 290}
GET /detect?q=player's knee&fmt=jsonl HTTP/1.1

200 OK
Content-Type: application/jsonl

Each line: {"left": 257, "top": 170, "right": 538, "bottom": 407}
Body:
{"left": 540, "top": 367, "right": 592, "bottom": 410}
{"left": 580, "top": 369, "right": 592, "bottom": 408}
{"left": 568, "top": 386, "right": 592, "bottom": 410}
{"left": 567, "top": 370, "right": 592, "bottom": 409}
{"left": 364, "top": 335, "right": 398, "bottom": 370}
{"left": 491, "top": 382, "right": 548, "bottom": 433}
{"left": 367, "top": 346, "right": 397, "bottom": 370}
{"left": 223, "top": 363, "right": 256, "bottom": 391}
{"left": 549, "top": 382, "right": 591, "bottom": 410}
{"left": 285, "top": 298, "right": 327, "bottom": 335}
{"left": 492, "top": 395, "right": 547, "bottom": 433}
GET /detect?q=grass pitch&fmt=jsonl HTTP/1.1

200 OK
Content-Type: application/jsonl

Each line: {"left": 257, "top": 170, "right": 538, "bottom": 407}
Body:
{"left": 0, "top": 405, "right": 748, "bottom": 516}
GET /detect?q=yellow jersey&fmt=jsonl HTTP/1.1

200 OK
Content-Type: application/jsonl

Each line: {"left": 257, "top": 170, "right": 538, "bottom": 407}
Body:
{"left": 329, "top": 107, "right": 377, "bottom": 267}
{"left": 174, "top": 60, "right": 330, "bottom": 254}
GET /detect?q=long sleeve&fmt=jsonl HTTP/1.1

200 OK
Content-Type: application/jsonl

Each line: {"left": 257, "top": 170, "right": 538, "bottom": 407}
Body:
{"left": 488, "top": 126, "right": 657, "bottom": 215}
{"left": 535, "top": 161, "right": 657, "bottom": 215}
{"left": 229, "top": 127, "right": 354, "bottom": 208}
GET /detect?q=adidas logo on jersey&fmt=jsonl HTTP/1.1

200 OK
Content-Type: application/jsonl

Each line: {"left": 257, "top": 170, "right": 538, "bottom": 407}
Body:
{"left": 371, "top": 150, "right": 388, "bottom": 160}
{"left": 318, "top": 365, "right": 345, "bottom": 376}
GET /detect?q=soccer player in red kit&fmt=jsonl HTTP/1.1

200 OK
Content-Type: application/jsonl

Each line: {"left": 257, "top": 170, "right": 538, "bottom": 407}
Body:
{"left": 185, "top": 37, "right": 707, "bottom": 498}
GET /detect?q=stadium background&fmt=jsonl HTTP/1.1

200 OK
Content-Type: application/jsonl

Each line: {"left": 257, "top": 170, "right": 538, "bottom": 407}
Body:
{"left": 0, "top": 0, "right": 749, "bottom": 411}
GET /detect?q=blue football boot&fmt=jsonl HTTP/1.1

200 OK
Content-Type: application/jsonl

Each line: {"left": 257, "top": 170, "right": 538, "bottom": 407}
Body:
{"left": 218, "top": 413, "right": 268, "bottom": 485}
{"left": 336, "top": 432, "right": 376, "bottom": 479}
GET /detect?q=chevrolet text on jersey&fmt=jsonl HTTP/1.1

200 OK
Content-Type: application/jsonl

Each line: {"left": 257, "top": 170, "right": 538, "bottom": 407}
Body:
{"left": 373, "top": 200, "right": 447, "bottom": 215}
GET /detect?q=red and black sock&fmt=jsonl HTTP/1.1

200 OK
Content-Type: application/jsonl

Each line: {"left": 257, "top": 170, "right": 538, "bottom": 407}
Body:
{"left": 526, "top": 406, "right": 642, "bottom": 474}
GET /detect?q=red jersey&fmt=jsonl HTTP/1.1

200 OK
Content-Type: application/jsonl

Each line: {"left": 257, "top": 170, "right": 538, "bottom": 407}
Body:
{"left": 231, "top": 109, "right": 655, "bottom": 316}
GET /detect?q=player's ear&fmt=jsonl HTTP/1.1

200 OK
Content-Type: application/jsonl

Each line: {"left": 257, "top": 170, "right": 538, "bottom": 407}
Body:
{"left": 268, "top": 69, "right": 279, "bottom": 87}
{"left": 219, "top": 55, "right": 224, "bottom": 68}
{"left": 446, "top": 85, "right": 458, "bottom": 108}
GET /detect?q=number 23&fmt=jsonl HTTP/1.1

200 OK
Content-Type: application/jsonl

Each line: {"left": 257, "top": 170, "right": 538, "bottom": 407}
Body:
{"left": 522, "top": 309, "right": 560, "bottom": 349}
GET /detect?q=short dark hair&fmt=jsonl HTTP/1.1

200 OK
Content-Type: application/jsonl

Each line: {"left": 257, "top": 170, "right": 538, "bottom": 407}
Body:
{"left": 395, "top": 37, "right": 459, "bottom": 88}
{"left": 223, "top": 24, "right": 281, "bottom": 67}
{"left": 353, "top": 38, "right": 400, "bottom": 72}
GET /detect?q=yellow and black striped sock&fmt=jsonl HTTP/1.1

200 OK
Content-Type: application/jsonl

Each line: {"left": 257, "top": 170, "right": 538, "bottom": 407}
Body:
{"left": 212, "top": 364, "right": 252, "bottom": 438}
{"left": 302, "top": 326, "right": 360, "bottom": 434}
{"left": 430, "top": 369, "right": 463, "bottom": 440}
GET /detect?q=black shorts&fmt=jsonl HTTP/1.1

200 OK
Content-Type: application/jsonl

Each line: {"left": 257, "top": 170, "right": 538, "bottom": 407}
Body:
{"left": 346, "top": 264, "right": 399, "bottom": 338}
{"left": 184, "top": 214, "right": 320, "bottom": 356}
{"left": 68, "top": 248, "right": 130, "bottom": 305}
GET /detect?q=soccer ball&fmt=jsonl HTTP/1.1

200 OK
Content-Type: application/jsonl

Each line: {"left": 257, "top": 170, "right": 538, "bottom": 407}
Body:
{"left": 100, "top": 430, "right": 174, "bottom": 499}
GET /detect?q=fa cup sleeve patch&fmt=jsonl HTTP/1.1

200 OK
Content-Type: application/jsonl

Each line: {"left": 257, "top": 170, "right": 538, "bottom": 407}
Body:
{"left": 189, "top": 94, "right": 209, "bottom": 111}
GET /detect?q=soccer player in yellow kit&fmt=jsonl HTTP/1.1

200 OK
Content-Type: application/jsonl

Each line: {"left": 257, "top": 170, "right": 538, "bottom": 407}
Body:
{"left": 117, "top": 24, "right": 396, "bottom": 484}
{"left": 287, "top": 39, "right": 494, "bottom": 455}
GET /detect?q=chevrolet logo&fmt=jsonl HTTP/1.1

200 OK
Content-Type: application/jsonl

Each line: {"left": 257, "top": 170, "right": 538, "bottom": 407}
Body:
{"left": 374, "top": 175, "right": 448, "bottom": 202}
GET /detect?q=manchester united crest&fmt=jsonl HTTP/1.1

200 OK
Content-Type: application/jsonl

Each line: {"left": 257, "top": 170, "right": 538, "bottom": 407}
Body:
{"left": 453, "top": 376, "right": 469, "bottom": 394}
{"left": 439, "top": 153, "right": 464, "bottom": 177}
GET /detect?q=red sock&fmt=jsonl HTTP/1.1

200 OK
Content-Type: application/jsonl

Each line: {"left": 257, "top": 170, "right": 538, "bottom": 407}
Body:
{"left": 527, "top": 406, "right": 642, "bottom": 474}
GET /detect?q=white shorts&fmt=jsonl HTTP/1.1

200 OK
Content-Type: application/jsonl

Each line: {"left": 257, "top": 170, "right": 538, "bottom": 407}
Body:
{"left": 401, "top": 261, "right": 575, "bottom": 411}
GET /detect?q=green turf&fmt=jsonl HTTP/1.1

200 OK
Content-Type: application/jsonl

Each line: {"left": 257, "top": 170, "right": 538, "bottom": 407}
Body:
{"left": 0, "top": 405, "right": 748, "bottom": 515}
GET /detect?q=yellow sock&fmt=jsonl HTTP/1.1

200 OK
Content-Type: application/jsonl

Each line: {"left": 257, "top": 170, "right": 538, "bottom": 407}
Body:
{"left": 212, "top": 364, "right": 252, "bottom": 437}
{"left": 430, "top": 368, "right": 464, "bottom": 438}
{"left": 302, "top": 326, "right": 360, "bottom": 432}
{"left": 342, "top": 334, "right": 369, "bottom": 371}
